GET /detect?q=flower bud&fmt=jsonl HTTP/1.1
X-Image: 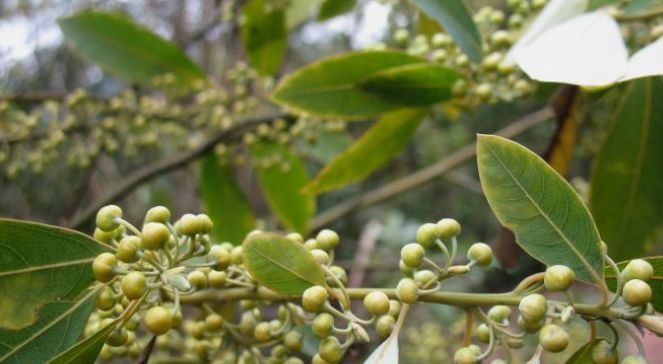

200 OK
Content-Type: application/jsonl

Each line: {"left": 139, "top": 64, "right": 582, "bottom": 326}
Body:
{"left": 622, "top": 279, "right": 652, "bottom": 306}
{"left": 401, "top": 243, "right": 425, "bottom": 268}
{"left": 96, "top": 205, "right": 122, "bottom": 232}
{"left": 143, "top": 306, "right": 173, "bottom": 335}
{"left": 312, "top": 313, "right": 334, "bottom": 338}
{"left": 622, "top": 259, "right": 654, "bottom": 282}
{"left": 319, "top": 336, "right": 344, "bottom": 363}
{"left": 144, "top": 206, "right": 170, "bottom": 223}
{"left": 488, "top": 305, "right": 512, "bottom": 323}
{"left": 544, "top": 265, "right": 575, "bottom": 291}
{"left": 396, "top": 278, "right": 418, "bottom": 304}
{"left": 539, "top": 324, "right": 569, "bottom": 352}
{"left": 121, "top": 272, "right": 146, "bottom": 299}
{"left": 205, "top": 313, "right": 224, "bottom": 331}
{"left": 187, "top": 270, "right": 207, "bottom": 290}
{"left": 254, "top": 322, "right": 271, "bottom": 342}
{"left": 437, "top": 218, "right": 461, "bottom": 239}
{"left": 376, "top": 315, "right": 395, "bottom": 338}
{"left": 591, "top": 339, "right": 618, "bottom": 364}
{"left": 316, "top": 229, "right": 339, "bottom": 251}
{"left": 467, "top": 242, "right": 493, "bottom": 267}
{"left": 284, "top": 330, "right": 303, "bottom": 352}
{"left": 476, "top": 323, "right": 491, "bottom": 342}
{"left": 92, "top": 253, "right": 116, "bottom": 283}
{"left": 453, "top": 347, "right": 478, "bottom": 364}
{"left": 302, "top": 286, "right": 328, "bottom": 312}
{"left": 140, "top": 222, "right": 170, "bottom": 250}
{"left": 117, "top": 236, "right": 140, "bottom": 263}
{"left": 621, "top": 355, "right": 649, "bottom": 364}
{"left": 207, "top": 245, "right": 231, "bottom": 270}
{"left": 519, "top": 293, "right": 547, "bottom": 324}
{"left": 416, "top": 223, "right": 440, "bottom": 247}
{"left": 363, "top": 291, "right": 390, "bottom": 316}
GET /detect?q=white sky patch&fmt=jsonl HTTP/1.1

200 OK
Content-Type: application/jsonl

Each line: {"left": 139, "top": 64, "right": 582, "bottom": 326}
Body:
{"left": 0, "top": 14, "right": 62, "bottom": 64}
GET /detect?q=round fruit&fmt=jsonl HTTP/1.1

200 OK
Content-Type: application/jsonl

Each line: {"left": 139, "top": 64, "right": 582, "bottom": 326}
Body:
{"left": 96, "top": 205, "right": 122, "bottom": 232}
{"left": 207, "top": 245, "right": 231, "bottom": 270}
{"left": 254, "top": 322, "right": 271, "bottom": 342}
{"left": 414, "top": 269, "right": 437, "bottom": 287}
{"left": 476, "top": 323, "right": 491, "bottom": 343}
{"left": 539, "top": 324, "right": 569, "bottom": 353}
{"left": 92, "top": 253, "right": 116, "bottom": 283}
{"left": 283, "top": 330, "right": 303, "bottom": 351}
{"left": 453, "top": 347, "right": 478, "bottom": 364}
{"left": 143, "top": 306, "right": 173, "bottom": 335}
{"left": 187, "top": 270, "right": 208, "bottom": 289}
{"left": 437, "top": 218, "right": 461, "bottom": 239}
{"left": 467, "top": 242, "right": 493, "bottom": 267}
{"left": 488, "top": 305, "right": 511, "bottom": 323}
{"left": 416, "top": 223, "right": 440, "bottom": 247}
{"left": 117, "top": 236, "right": 140, "bottom": 263}
{"left": 311, "top": 249, "right": 330, "bottom": 265}
{"left": 177, "top": 214, "right": 202, "bottom": 236}
{"left": 121, "top": 272, "right": 146, "bottom": 300}
{"left": 197, "top": 214, "right": 213, "bottom": 233}
{"left": 144, "top": 206, "right": 170, "bottom": 223}
{"left": 230, "top": 246, "right": 243, "bottom": 265}
{"left": 363, "top": 291, "right": 390, "bottom": 315}
{"left": 302, "top": 286, "right": 328, "bottom": 312}
{"left": 208, "top": 270, "right": 227, "bottom": 288}
{"left": 401, "top": 243, "right": 425, "bottom": 268}
{"left": 205, "top": 313, "right": 224, "bottom": 331}
{"left": 376, "top": 315, "right": 395, "bottom": 338}
{"left": 591, "top": 339, "right": 618, "bottom": 364}
{"left": 106, "top": 327, "right": 128, "bottom": 347}
{"left": 622, "top": 279, "right": 652, "bottom": 306}
{"left": 519, "top": 293, "right": 547, "bottom": 324}
{"left": 396, "top": 278, "right": 418, "bottom": 304}
{"left": 140, "top": 222, "right": 170, "bottom": 250}
{"left": 388, "top": 300, "right": 401, "bottom": 317}
{"left": 286, "top": 232, "right": 304, "bottom": 243}
{"left": 97, "top": 287, "right": 115, "bottom": 311}
{"left": 544, "top": 265, "right": 575, "bottom": 291}
{"left": 312, "top": 313, "right": 334, "bottom": 338}
{"left": 316, "top": 229, "right": 340, "bottom": 250}
{"left": 318, "top": 336, "right": 344, "bottom": 363}
{"left": 623, "top": 259, "right": 654, "bottom": 282}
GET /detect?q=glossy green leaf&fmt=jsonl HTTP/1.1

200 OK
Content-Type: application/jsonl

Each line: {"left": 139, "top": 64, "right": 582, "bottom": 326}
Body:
{"left": 318, "top": 0, "right": 356, "bottom": 21}
{"left": 477, "top": 135, "right": 604, "bottom": 283}
{"left": 605, "top": 257, "right": 663, "bottom": 312}
{"left": 241, "top": 0, "right": 287, "bottom": 76}
{"left": 304, "top": 130, "right": 354, "bottom": 163}
{"left": 0, "top": 219, "right": 111, "bottom": 329}
{"left": 243, "top": 233, "right": 325, "bottom": 295}
{"left": 359, "top": 64, "right": 459, "bottom": 107}
{"left": 590, "top": 78, "right": 663, "bottom": 260}
{"left": 304, "top": 108, "right": 427, "bottom": 194}
{"left": 271, "top": 51, "right": 426, "bottom": 119}
{"left": 47, "top": 309, "right": 118, "bottom": 364}
{"left": 58, "top": 11, "right": 203, "bottom": 85}
{"left": 200, "top": 153, "right": 256, "bottom": 245}
{"left": 413, "top": 0, "right": 482, "bottom": 61}
{"left": 0, "top": 288, "right": 97, "bottom": 364}
{"left": 253, "top": 143, "right": 315, "bottom": 233}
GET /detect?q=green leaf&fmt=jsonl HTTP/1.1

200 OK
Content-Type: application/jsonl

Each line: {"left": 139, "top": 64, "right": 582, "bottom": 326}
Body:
{"left": 243, "top": 233, "right": 326, "bottom": 295}
{"left": 623, "top": 0, "right": 663, "bottom": 14}
{"left": 271, "top": 51, "right": 427, "bottom": 119}
{"left": 587, "top": 0, "right": 619, "bottom": 10}
{"left": 0, "top": 219, "right": 111, "bottom": 329}
{"left": 304, "top": 108, "right": 427, "bottom": 194}
{"left": 359, "top": 64, "right": 459, "bottom": 107}
{"left": 58, "top": 11, "right": 203, "bottom": 85}
{"left": 318, "top": 0, "right": 356, "bottom": 21}
{"left": 200, "top": 153, "right": 256, "bottom": 245}
{"left": 46, "top": 308, "right": 118, "bottom": 364}
{"left": 413, "top": 0, "right": 482, "bottom": 61}
{"left": 476, "top": 135, "right": 604, "bottom": 283}
{"left": 590, "top": 78, "right": 663, "bottom": 260}
{"left": 605, "top": 257, "right": 663, "bottom": 312}
{"left": 241, "top": 0, "right": 287, "bottom": 76}
{"left": 564, "top": 339, "right": 599, "bottom": 364}
{"left": 0, "top": 288, "right": 98, "bottom": 364}
{"left": 287, "top": 0, "right": 322, "bottom": 29}
{"left": 304, "top": 130, "right": 354, "bottom": 163}
{"left": 252, "top": 143, "right": 315, "bottom": 233}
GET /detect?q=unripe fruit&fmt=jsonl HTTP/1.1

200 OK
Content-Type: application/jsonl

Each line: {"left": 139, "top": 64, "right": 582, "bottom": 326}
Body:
{"left": 396, "top": 278, "right": 418, "bottom": 304}
{"left": 622, "top": 279, "right": 652, "bottom": 306}
{"left": 144, "top": 206, "right": 171, "bottom": 223}
{"left": 488, "top": 305, "right": 511, "bottom": 323}
{"left": 591, "top": 339, "right": 618, "bottom": 364}
{"left": 97, "top": 287, "right": 115, "bottom": 311}
{"left": 544, "top": 265, "right": 575, "bottom": 291}
{"left": 519, "top": 293, "right": 547, "bottom": 324}
{"left": 313, "top": 313, "right": 334, "bottom": 338}
{"left": 208, "top": 270, "right": 227, "bottom": 287}
{"left": 623, "top": 259, "right": 654, "bottom": 282}
{"left": 316, "top": 229, "right": 339, "bottom": 250}
{"left": 187, "top": 270, "right": 208, "bottom": 289}
{"left": 140, "top": 222, "right": 170, "bottom": 250}
{"left": 205, "top": 313, "right": 224, "bottom": 331}
{"left": 416, "top": 223, "right": 440, "bottom": 247}
{"left": 319, "top": 336, "right": 344, "bottom": 363}
{"left": 363, "top": 291, "right": 390, "bottom": 315}
{"left": 254, "top": 322, "right": 271, "bottom": 342}
{"left": 143, "top": 306, "right": 173, "bottom": 335}
{"left": 454, "top": 347, "right": 478, "bottom": 364}
{"left": 92, "top": 253, "right": 116, "bottom": 283}
{"left": 476, "top": 323, "right": 491, "bottom": 342}
{"left": 621, "top": 355, "right": 648, "bottom": 364}
{"left": 376, "top": 315, "right": 395, "bottom": 338}
{"left": 437, "top": 218, "right": 461, "bottom": 239}
{"left": 96, "top": 205, "right": 122, "bottom": 232}
{"left": 467, "top": 242, "right": 493, "bottom": 267}
{"left": 539, "top": 324, "right": 569, "bottom": 353}
{"left": 207, "top": 245, "right": 231, "bottom": 270}
{"left": 302, "top": 286, "right": 328, "bottom": 312}
{"left": 106, "top": 327, "right": 128, "bottom": 347}
{"left": 177, "top": 214, "right": 202, "bottom": 236}
{"left": 121, "top": 272, "right": 146, "bottom": 299}
{"left": 283, "top": 330, "right": 303, "bottom": 351}
{"left": 117, "top": 236, "right": 140, "bottom": 263}
{"left": 401, "top": 243, "right": 425, "bottom": 268}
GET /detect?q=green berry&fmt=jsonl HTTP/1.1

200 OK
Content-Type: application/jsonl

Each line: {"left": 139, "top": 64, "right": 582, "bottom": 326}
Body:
{"left": 207, "top": 245, "right": 231, "bottom": 270}
{"left": 316, "top": 229, "right": 340, "bottom": 250}
{"left": 416, "top": 223, "right": 440, "bottom": 247}
{"left": 144, "top": 206, "right": 171, "bottom": 223}
{"left": 140, "top": 222, "right": 170, "bottom": 250}
{"left": 519, "top": 293, "right": 547, "bottom": 324}
{"left": 312, "top": 313, "right": 334, "bottom": 338}
{"left": 621, "top": 356, "right": 648, "bottom": 364}
{"left": 467, "top": 242, "right": 493, "bottom": 267}
{"left": 97, "top": 287, "right": 115, "bottom": 311}
{"left": 117, "top": 236, "right": 140, "bottom": 263}
{"left": 187, "top": 270, "right": 207, "bottom": 289}
{"left": 591, "top": 339, "right": 618, "bottom": 364}
{"left": 205, "top": 313, "right": 224, "bottom": 331}
{"left": 454, "top": 347, "right": 478, "bottom": 364}
{"left": 622, "top": 279, "right": 652, "bottom": 306}
{"left": 544, "top": 265, "right": 575, "bottom": 291}
{"left": 476, "top": 323, "right": 491, "bottom": 342}
{"left": 121, "top": 272, "right": 146, "bottom": 300}
{"left": 254, "top": 322, "right": 271, "bottom": 342}
{"left": 106, "top": 327, "right": 128, "bottom": 347}
{"left": 92, "top": 253, "right": 116, "bottom": 283}
{"left": 302, "top": 285, "right": 328, "bottom": 312}
{"left": 488, "top": 305, "right": 512, "bottom": 323}
{"left": 401, "top": 243, "right": 425, "bottom": 268}
{"left": 143, "top": 306, "right": 173, "bottom": 335}
{"left": 539, "top": 324, "right": 569, "bottom": 353}
{"left": 208, "top": 270, "right": 227, "bottom": 288}
{"left": 96, "top": 205, "right": 122, "bottom": 232}
{"left": 376, "top": 315, "right": 395, "bottom": 338}
{"left": 319, "top": 336, "right": 344, "bottom": 363}
{"left": 396, "top": 278, "right": 418, "bottom": 304}
{"left": 623, "top": 259, "right": 654, "bottom": 282}
{"left": 283, "top": 330, "right": 303, "bottom": 351}
{"left": 363, "top": 291, "right": 390, "bottom": 316}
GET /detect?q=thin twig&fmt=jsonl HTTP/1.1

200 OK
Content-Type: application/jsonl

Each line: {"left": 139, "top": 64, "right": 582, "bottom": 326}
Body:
{"left": 310, "top": 107, "right": 554, "bottom": 230}
{"left": 69, "top": 114, "right": 286, "bottom": 229}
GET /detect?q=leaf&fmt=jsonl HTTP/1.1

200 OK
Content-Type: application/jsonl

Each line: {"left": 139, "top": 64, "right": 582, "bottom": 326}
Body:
{"left": 623, "top": 0, "right": 663, "bottom": 14}
{"left": 241, "top": 0, "right": 287, "bottom": 76}
{"left": 605, "top": 257, "right": 663, "bottom": 312}
{"left": 513, "top": 12, "right": 628, "bottom": 86}
{"left": 58, "top": 11, "right": 204, "bottom": 85}
{"left": 363, "top": 336, "right": 399, "bottom": 364}
{"left": 271, "top": 51, "right": 426, "bottom": 119}
{"left": 359, "top": 64, "right": 459, "bottom": 107}
{"left": 590, "top": 78, "right": 663, "bottom": 260}
{"left": 586, "top": 0, "right": 619, "bottom": 10}
{"left": 304, "top": 130, "right": 353, "bottom": 163}
{"left": 200, "top": 153, "right": 256, "bottom": 245}
{"left": 304, "top": 108, "right": 427, "bottom": 194}
{"left": 287, "top": 0, "right": 322, "bottom": 29}
{"left": 476, "top": 135, "right": 604, "bottom": 283}
{"left": 0, "top": 288, "right": 98, "bottom": 364}
{"left": 243, "top": 233, "right": 326, "bottom": 295}
{"left": 46, "top": 310, "right": 118, "bottom": 364}
{"left": 318, "top": 0, "right": 356, "bottom": 20}
{"left": 252, "top": 143, "right": 315, "bottom": 233}
{"left": 412, "top": 0, "right": 482, "bottom": 62}
{"left": 564, "top": 339, "right": 598, "bottom": 364}
{"left": 0, "top": 219, "right": 111, "bottom": 329}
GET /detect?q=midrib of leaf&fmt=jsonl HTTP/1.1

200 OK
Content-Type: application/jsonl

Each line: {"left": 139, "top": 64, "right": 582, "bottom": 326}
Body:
{"left": 366, "top": 82, "right": 455, "bottom": 89}
{"left": 0, "top": 286, "right": 100, "bottom": 362}
{"left": 279, "top": 84, "right": 356, "bottom": 96}
{"left": 247, "top": 244, "right": 319, "bottom": 287}
{"left": 484, "top": 143, "right": 602, "bottom": 284}
{"left": 0, "top": 258, "right": 95, "bottom": 277}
